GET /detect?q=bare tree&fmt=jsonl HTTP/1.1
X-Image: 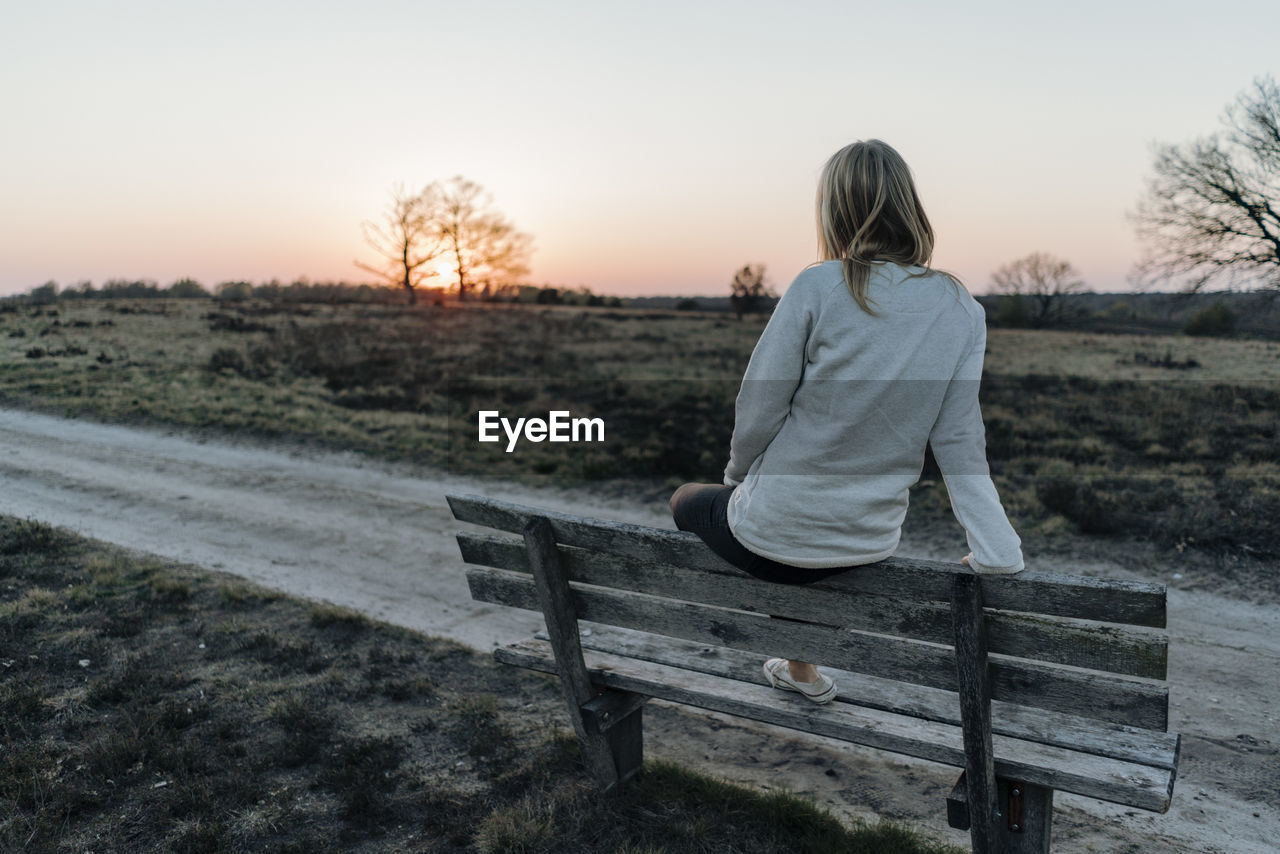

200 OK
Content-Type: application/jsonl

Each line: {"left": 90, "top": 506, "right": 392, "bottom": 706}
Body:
{"left": 990, "top": 252, "right": 1088, "bottom": 327}
{"left": 729, "top": 263, "right": 774, "bottom": 319}
{"left": 1132, "top": 75, "right": 1280, "bottom": 292}
{"left": 434, "top": 176, "right": 533, "bottom": 297}
{"left": 355, "top": 184, "right": 446, "bottom": 306}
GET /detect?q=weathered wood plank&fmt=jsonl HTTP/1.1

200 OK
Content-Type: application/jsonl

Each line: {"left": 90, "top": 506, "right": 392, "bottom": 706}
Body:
{"left": 952, "top": 572, "right": 1000, "bottom": 854}
{"left": 457, "top": 532, "right": 1168, "bottom": 678}
{"left": 564, "top": 623, "right": 1178, "bottom": 769}
{"left": 523, "top": 517, "right": 624, "bottom": 789}
{"left": 496, "top": 638, "right": 1175, "bottom": 812}
{"left": 448, "top": 493, "right": 1166, "bottom": 627}
{"left": 469, "top": 567, "right": 1168, "bottom": 728}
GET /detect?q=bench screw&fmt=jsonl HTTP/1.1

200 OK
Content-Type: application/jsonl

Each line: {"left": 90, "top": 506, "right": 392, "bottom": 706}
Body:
{"left": 1011, "top": 787, "right": 1021, "bottom": 797}
{"left": 1012, "top": 823, "right": 1021, "bottom": 831}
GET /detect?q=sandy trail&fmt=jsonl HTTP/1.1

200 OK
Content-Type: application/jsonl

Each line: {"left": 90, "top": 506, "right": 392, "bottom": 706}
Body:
{"left": 2, "top": 408, "right": 1277, "bottom": 852}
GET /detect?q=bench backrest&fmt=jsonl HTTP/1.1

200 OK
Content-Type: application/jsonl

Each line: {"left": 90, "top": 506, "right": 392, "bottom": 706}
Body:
{"left": 450, "top": 493, "right": 1169, "bottom": 730}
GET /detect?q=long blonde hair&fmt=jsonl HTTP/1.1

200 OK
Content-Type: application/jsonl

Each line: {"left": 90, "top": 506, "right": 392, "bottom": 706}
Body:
{"left": 816, "top": 139, "right": 959, "bottom": 314}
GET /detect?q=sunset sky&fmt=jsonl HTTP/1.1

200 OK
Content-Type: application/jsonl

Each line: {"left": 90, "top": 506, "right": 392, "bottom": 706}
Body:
{"left": 2, "top": 1, "right": 1276, "bottom": 297}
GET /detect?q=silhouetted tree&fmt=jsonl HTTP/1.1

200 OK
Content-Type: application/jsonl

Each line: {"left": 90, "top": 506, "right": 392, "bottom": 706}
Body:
{"left": 990, "top": 252, "right": 1088, "bottom": 327}
{"left": 355, "top": 184, "right": 447, "bottom": 306}
{"left": 434, "top": 176, "right": 532, "bottom": 297}
{"left": 1133, "top": 75, "right": 1280, "bottom": 292}
{"left": 729, "top": 263, "right": 774, "bottom": 319}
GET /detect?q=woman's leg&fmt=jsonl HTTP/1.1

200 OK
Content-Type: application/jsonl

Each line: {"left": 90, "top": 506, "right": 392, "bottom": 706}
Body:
{"left": 670, "top": 483, "right": 829, "bottom": 686}
{"left": 786, "top": 661, "right": 820, "bottom": 682}
{"left": 671, "top": 483, "right": 848, "bottom": 584}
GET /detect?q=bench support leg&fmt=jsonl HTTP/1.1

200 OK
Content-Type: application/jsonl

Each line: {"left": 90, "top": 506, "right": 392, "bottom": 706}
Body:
{"left": 604, "top": 704, "right": 644, "bottom": 785}
{"left": 582, "top": 689, "right": 647, "bottom": 785}
{"left": 948, "top": 775, "right": 1054, "bottom": 854}
{"left": 1000, "top": 779, "right": 1052, "bottom": 854}
{"left": 524, "top": 516, "right": 643, "bottom": 791}
{"left": 952, "top": 572, "right": 1000, "bottom": 853}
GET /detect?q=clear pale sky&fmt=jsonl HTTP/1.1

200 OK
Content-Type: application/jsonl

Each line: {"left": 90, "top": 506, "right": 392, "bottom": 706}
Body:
{"left": 1, "top": 1, "right": 1276, "bottom": 297}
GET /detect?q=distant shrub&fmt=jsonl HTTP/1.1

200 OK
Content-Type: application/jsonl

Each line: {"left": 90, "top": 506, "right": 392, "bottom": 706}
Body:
{"left": 29, "top": 281, "right": 59, "bottom": 305}
{"left": 215, "top": 281, "right": 254, "bottom": 301}
{"left": 206, "top": 312, "right": 274, "bottom": 333}
{"left": 1103, "top": 300, "right": 1134, "bottom": 320}
{"left": 994, "top": 294, "right": 1030, "bottom": 328}
{"left": 675, "top": 298, "right": 701, "bottom": 311}
{"left": 1184, "top": 303, "right": 1235, "bottom": 337}
{"left": 208, "top": 347, "right": 247, "bottom": 374}
{"left": 167, "top": 277, "right": 209, "bottom": 298}
{"left": 1035, "top": 464, "right": 1126, "bottom": 535}
{"left": 101, "top": 278, "right": 161, "bottom": 299}
{"left": 1131, "top": 350, "right": 1200, "bottom": 370}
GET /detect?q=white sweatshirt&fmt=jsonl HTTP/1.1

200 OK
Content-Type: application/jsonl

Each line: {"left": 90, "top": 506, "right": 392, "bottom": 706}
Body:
{"left": 724, "top": 260, "right": 1024, "bottom": 573}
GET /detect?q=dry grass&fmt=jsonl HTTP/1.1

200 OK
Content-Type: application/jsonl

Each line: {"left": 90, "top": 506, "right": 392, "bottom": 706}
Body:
{"left": 985, "top": 328, "right": 1280, "bottom": 385}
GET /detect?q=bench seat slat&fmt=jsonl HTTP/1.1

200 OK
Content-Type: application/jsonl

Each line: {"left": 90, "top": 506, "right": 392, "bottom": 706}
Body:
{"left": 448, "top": 494, "right": 1166, "bottom": 627}
{"left": 457, "top": 532, "right": 1168, "bottom": 679}
{"left": 566, "top": 623, "right": 1179, "bottom": 771}
{"left": 468, "top": 567, "right": 1168, "bottom": 729}
{"left": 497, "top": 637, "right": 1176, "bottom": 813}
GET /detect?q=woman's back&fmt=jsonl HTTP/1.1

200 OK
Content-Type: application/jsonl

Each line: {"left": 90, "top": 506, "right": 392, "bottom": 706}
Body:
{"left": 724, "top": 260, "right": 1021, "bottom": 571}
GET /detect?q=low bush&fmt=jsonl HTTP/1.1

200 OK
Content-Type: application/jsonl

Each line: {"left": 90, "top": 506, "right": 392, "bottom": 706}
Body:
{"left": 1184, "top": 303, "right": 1236, "bottom": 337}
{"left": 993, "top": 294, "right": 1031, "bottom": 328}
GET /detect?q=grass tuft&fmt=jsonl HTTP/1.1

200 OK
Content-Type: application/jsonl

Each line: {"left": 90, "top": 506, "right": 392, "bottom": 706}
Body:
{"left": 0, "top": 517, "right": 67, "bottom": 556}
{"left": 308, "top": 601, "right": 371, "bottom": 630}
{"left": 451, "top": 693, "right": 517, "bottom": 764}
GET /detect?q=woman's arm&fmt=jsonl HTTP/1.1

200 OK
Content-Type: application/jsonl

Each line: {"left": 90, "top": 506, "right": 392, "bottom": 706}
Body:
{"left": 927, "top": 320, "right": 1025, "bottom": 573}
{"left": 723, "top": 278, "right": 814, "bottom": 485}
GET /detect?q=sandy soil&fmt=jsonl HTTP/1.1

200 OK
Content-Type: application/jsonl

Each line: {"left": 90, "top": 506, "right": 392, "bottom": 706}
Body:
{"left": 2, "top": 407, "right": 1276, "bottom": 853}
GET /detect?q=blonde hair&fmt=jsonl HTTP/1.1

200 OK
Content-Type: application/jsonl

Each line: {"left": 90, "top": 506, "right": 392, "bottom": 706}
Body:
{"left": 817, "top": 139, "right": 960, "bottom": 314}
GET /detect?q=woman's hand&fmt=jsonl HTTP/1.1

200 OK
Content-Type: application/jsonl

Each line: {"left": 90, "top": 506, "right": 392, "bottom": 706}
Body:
{"left": 960, "top": 554, "right": 971, "bottom": 567}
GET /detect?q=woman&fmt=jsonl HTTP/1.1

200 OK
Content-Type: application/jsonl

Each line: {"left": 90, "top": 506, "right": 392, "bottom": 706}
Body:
{"left": 670, "top": 139, "right": 1023, "bottom": 705}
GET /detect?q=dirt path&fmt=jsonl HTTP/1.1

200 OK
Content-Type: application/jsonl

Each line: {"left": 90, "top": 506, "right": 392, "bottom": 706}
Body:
{"left": 2, "top": 407, "right": 1276, "bottom": 852}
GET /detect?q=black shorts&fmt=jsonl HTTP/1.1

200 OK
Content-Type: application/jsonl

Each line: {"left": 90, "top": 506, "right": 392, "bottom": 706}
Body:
{"left": 669, "top": 482, "right": 852, "bottom": 585}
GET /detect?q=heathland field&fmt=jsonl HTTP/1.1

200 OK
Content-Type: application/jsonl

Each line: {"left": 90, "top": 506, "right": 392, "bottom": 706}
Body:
{"left": 1, "top": 297, "right": 1278, "bottom": 593}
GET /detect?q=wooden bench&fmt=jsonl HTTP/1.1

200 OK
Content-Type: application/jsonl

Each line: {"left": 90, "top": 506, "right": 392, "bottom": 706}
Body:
{"left": 448, "top": 493, "right": 1180, "bottom": 854}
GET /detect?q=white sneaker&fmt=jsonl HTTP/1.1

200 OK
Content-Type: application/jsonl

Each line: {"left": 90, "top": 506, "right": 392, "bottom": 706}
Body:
{"left": 762, "top": 658, "right": 838, "bottom": 704}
